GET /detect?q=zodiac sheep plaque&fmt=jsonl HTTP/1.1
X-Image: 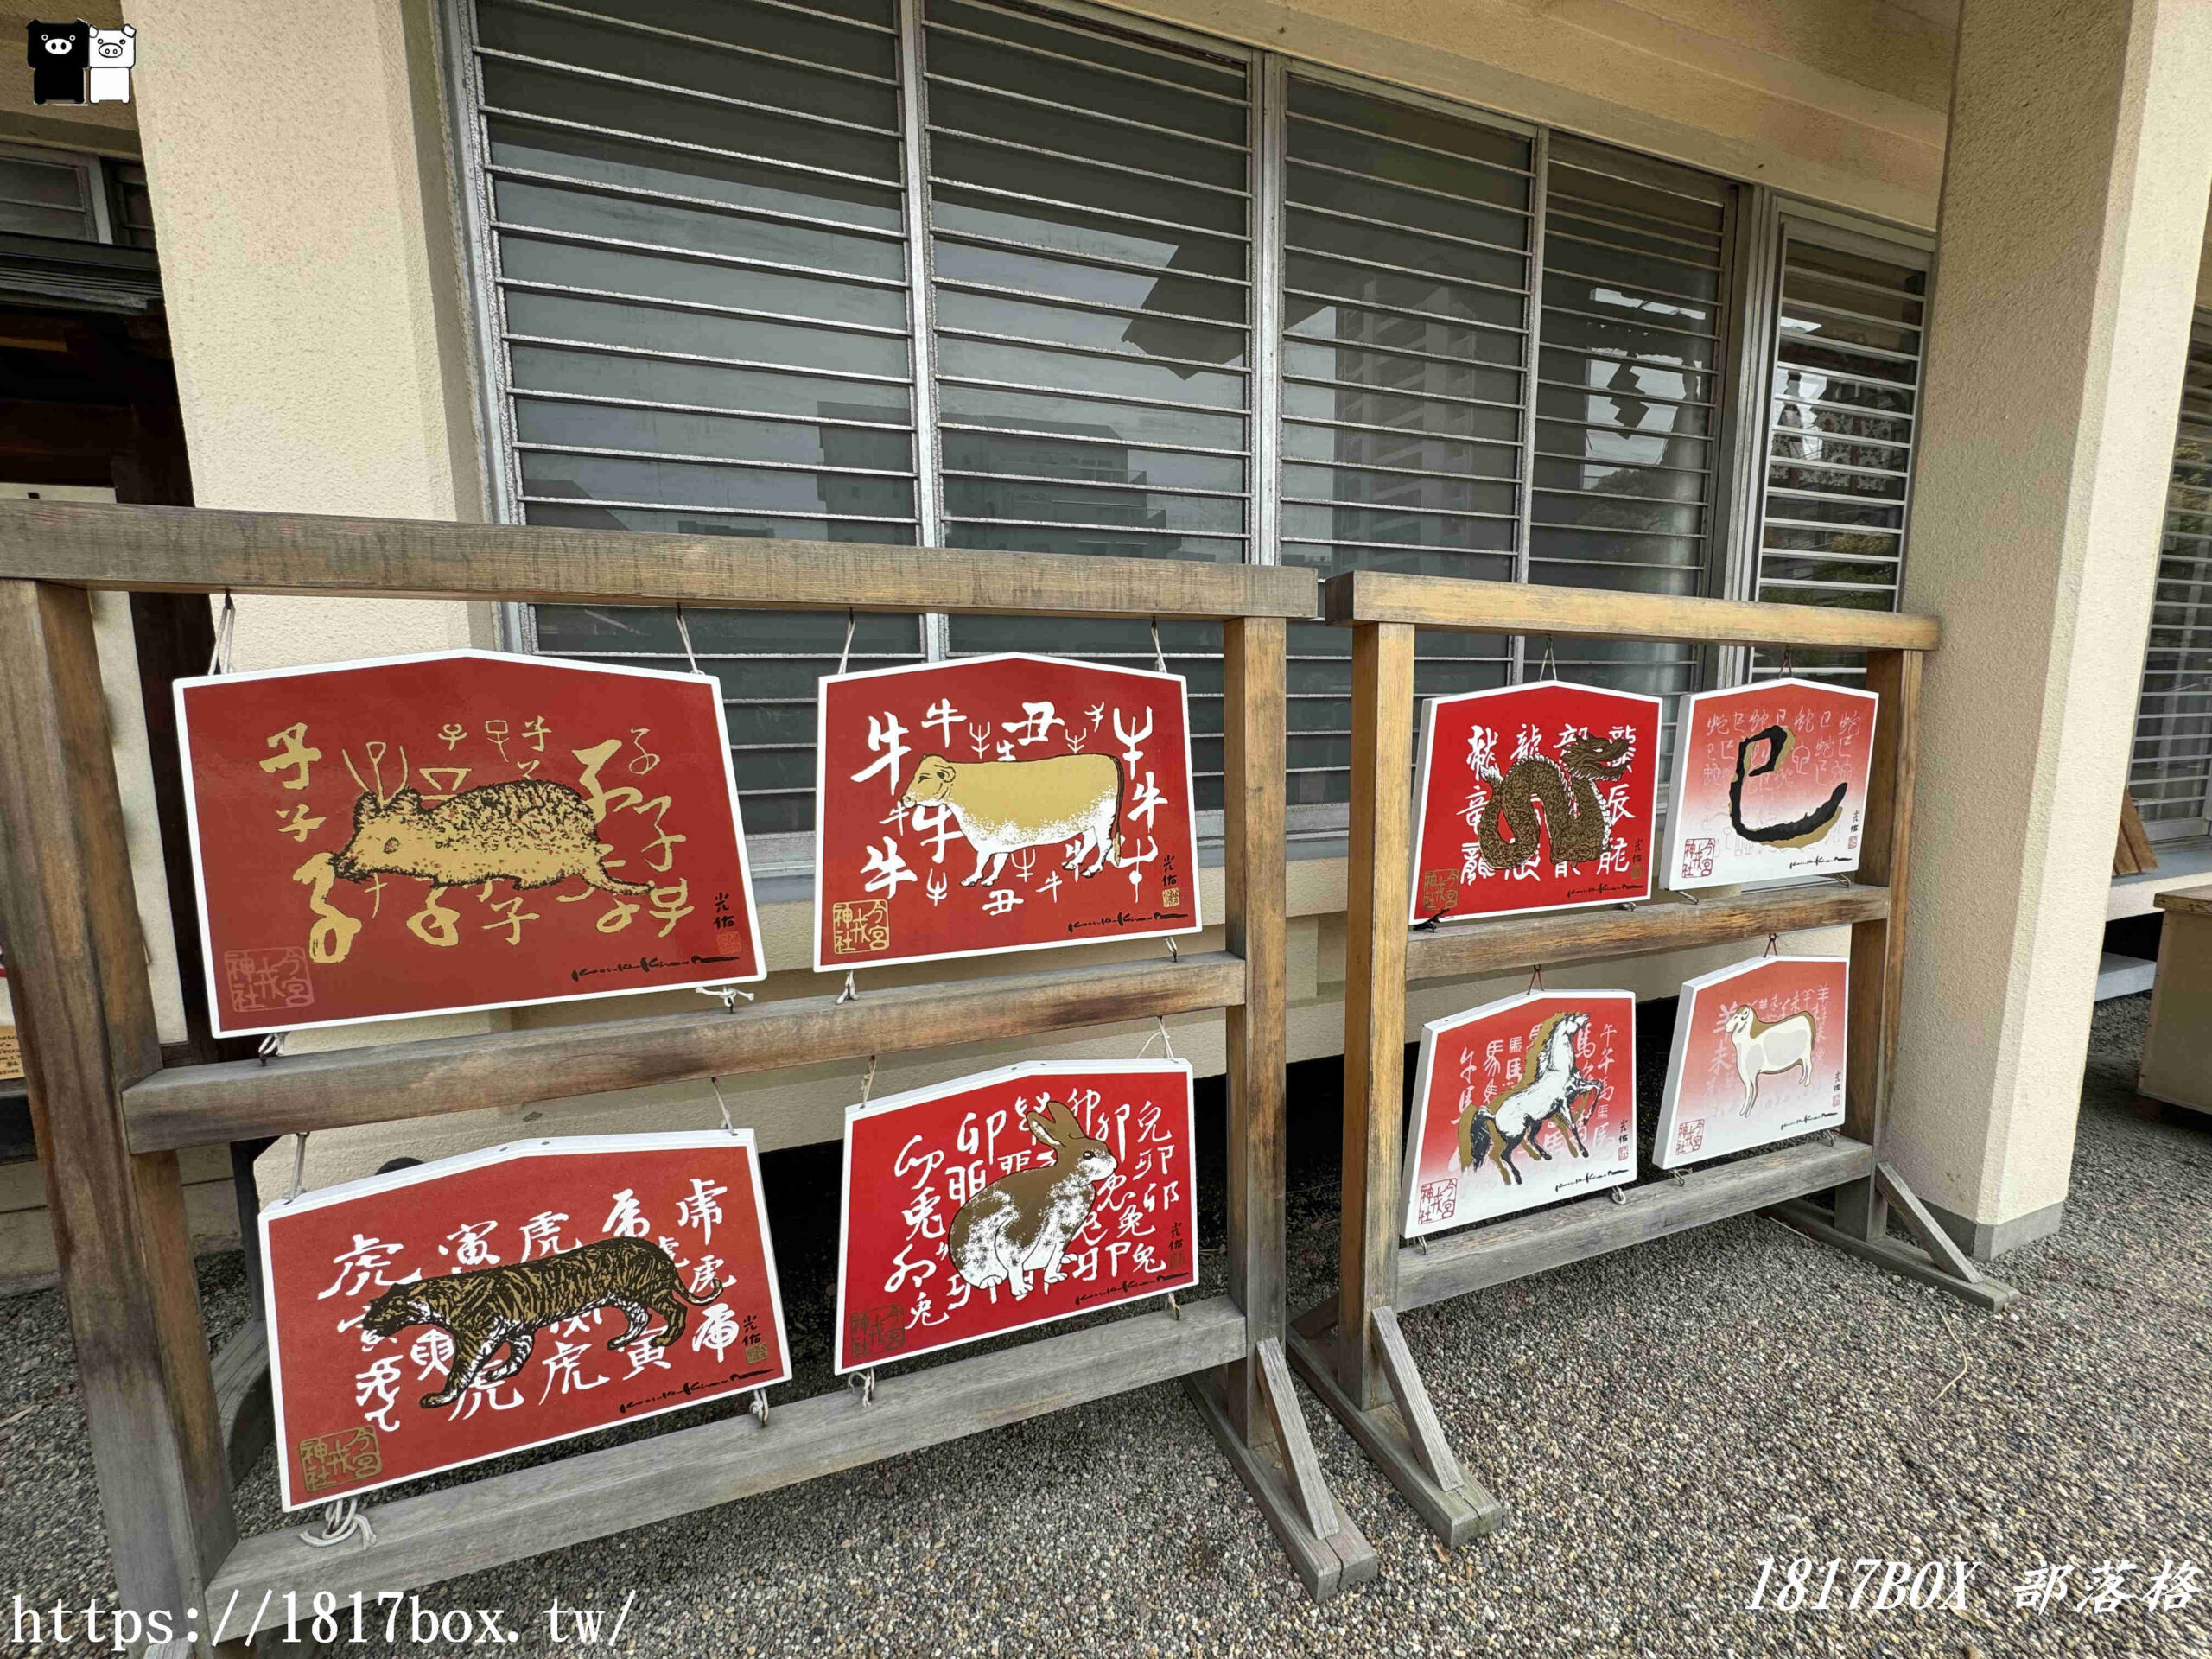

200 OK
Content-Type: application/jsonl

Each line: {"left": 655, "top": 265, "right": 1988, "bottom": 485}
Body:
{"left": 175, "top": 650, "right": 764, "bottom": 1035}
{"left": 1401, "top": 988, "right": 1637, "bottom": 1237}
{"left": 1408, "top": 682, "right": 1660, "bottom": 924}
{"left": 835, "top": 1059, "right": 1198, "bottom": 1372}
{"left": 1651, "top": 954, "right": 1848, "bottom": 1169}
{"left": 1662, "top": 677, "right": 1878, "bottom": 889}
{"left": 814, "top": 654, "right": 1201, "bottom": 970}
{"left": 260, "top": 1130, "right": 790, "bottom": 1509}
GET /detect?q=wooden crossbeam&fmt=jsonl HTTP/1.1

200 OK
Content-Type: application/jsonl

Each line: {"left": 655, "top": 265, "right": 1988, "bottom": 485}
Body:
{"left": 124, "top": 952, "right": 1246, "bottom": 1152}
{"left": 0, "top": 499, "right": 1319, "bottom": 620}
{"left": 1395, "top": 1138, "right": 1877, "bottom": 1313}
{"left": 207, "top": 1299, "right": 1247, "bottom": 1633}
{"left": 1404, "top": 882, "right": 1891, "bottom": 983}
{"left": 1323, "top": 569, "right": 1941, "bottom": 651}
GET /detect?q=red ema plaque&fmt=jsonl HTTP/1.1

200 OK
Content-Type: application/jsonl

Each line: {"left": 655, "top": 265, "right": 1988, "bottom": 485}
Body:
{"left": 260, "top": 1131, "right": 790, "bottom": 1509}
{"left": 834, "top": 1060, "right": 1199, "bottom": 1373}
{"left": 1661, "top": 677, "right": 1878, "bottom": 889}
{"left": 175, "top": 650, "right": 764, "bottom": 1035}
{"left": 814, "top": 654, "right": 1202, "bottom": 972}
{"left": 1408, "top": 682, "right": 1662, "bottom": 925}
{"left": 1401, "top": 988, "right": 1638, "bottom": 1237}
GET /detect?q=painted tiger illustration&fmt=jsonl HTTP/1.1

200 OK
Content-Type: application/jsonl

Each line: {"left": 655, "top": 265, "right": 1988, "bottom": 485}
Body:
{"left": 1475, "top": 732, "right": 1634, "bottom": 874}
{"left": 361, "top": 1237, "right": 721, "bottom": 1409}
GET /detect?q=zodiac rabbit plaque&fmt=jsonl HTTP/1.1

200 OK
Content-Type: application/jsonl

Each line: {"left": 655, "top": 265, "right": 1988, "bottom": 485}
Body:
{"left": 1402, "top": 988, "right": 1637, "bottom": 1237}
{"left": 260, "top": 1130, "right": 791, "bottom": 1509}
{"left": 835, "top": 1059, "right": 1198, "bottom": 1372}
{"left": 814, "top": 654, "right": 1201, "bottom": 971}
{"left": 175, "top": 650, "right": 764, "bottom": 1035}
{"left": 1662, "top": 677, "right": 1878, "bottom": 889}
{"left": 1408, "top": 682, "right": 1661, "bottom": 924}
{"left": 1651, "top": 954, "right": 1848, "bottom": 1168}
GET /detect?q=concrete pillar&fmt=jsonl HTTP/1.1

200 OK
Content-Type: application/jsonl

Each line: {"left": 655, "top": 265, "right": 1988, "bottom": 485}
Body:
{"left": 1893, "top": 0, "right": 2212, "bottom": 1255}
{"left": 125, "top": 0, "right": 488, "bottom": 668}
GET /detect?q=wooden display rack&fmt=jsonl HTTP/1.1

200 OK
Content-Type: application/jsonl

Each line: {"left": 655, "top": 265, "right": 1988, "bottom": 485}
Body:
{"left": 1291, "top": 569, "right": 2018, "bottom": 1545}
{"left": 0, "top": 499, "right": 1378, "bottom": 1649}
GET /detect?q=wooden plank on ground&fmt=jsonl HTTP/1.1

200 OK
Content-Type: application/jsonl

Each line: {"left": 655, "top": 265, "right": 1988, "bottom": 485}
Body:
{"left": 125, "top": 952, "right": 1244, "bottom": 1152}
{"left": 1395, "top": 1137, "right": 1876, "bottom": 1313}
{"left": 207, "top": 1299, "right": 1246, "bottom": 1630}
{"left": 0, "top": 499, "right": 1319, "bottom": 620}
{"left": 1324, "top": 570, "right": 1940, "bottom": 652}
{"left": 1404, "top": 883, "right": 1891, "bottom": 983}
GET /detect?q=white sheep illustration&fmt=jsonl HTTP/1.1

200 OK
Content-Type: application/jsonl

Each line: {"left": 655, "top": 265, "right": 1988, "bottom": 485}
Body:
{"left": 1722, "top": 1003, "right": 1817, "bottom": 1116}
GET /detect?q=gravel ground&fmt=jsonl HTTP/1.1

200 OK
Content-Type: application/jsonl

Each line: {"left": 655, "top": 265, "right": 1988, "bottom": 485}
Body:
{"left": 4, "top": 992, "right": 2210, "bottom": 1656}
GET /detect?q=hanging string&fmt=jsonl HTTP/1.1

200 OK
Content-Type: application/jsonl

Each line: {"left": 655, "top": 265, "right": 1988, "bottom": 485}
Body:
{"left": 859, "top": 1052, "right": 879, "bottom": 1105}
{"left": 1136, "top": 1016, "right": 1177, "bottom": 1061}
{"left": 709, "top": 1075, "right": 737, "bottom": 1136}
{"left": 836, "top": 609, "right": 857, "bottom": 677}
{"left": 696, "top": 983, "right": 754, "bottom": 1009}
{"left": 674, "top": 604, "right": 702, "bottom": 676}
{"left": 1527, "top": 963, "right": 1546, "bottom": 995}
{"left": 1764, "top": 931, "right": 1781, "bottom": 958}
{"left": 207, "top": 590, "right": 237, "bottom": 676}
{"left": 849, "top": 1367, "right": 876, "bottom": 1407}
{"left": 257, "top": 1031, "right": 287, "bottom": 1066}
{"left": 300, "top": 1497, "right": 374, "bottom": 1549}
{"left": 1535, "top": 635, "right": 1558, "bottom": 681}
{"left": 1779, "top": 645, "right": 1796, "bottom": 677}
{"left": 285, "top": 1132, "right": 308, "bottom": 1203}
{"left": 836, "top": 969, "right": 858, "bottom": 1005}
{"left": 1149, "top": 617, "right": 1168, "bottom": 677}
{"left": 1163, "top": 934, "right": 1179, "bottom": 963}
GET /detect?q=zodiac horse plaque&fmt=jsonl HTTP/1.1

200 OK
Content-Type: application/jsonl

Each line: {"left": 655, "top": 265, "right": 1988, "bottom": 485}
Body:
{"left": 1402, "top": 988, "right": 1637, "bottom": 1236}
{"left": 814, "top": 654, "right": 1202, "bottom": 971}
{"left": 834, "top": 1060, "right": 1198, "bottom": 1371}
{"left": 175, "top": 649, "right": 764, "bottom": 1034}
{"left": 1408, "top": 681, "right": 1661, "bottom": 924}
{"left": 260, "top": 1130, "right": 790, "bottom": 1509}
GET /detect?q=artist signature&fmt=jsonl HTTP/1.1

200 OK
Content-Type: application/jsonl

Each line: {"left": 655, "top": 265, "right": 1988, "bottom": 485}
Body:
{"left": 572, "top": 951, "right": 749, "bottom": 984}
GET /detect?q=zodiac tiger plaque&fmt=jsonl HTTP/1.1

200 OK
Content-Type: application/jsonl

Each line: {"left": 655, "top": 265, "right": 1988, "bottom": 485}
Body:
{"left": 1661, "top": 677, "right": 1878, "bottom": 889}
{"left": 175, "top": 650, "right": 764, "bottom": 1034}
{"left": 834, "top": 1060, "right": 1198, "bottom": 1371}
{"left": 260, "top": 1130, "right": 790, "bottom": 1508}
{"left": 1402, "top": 988, "right": 1637, "bottom": 1237}
{"left": 814, "top": 654, "right": 1202, "bottom": 971}
{"left": 1408, "top": 682, "right": 1661, "bottom": 924}
{"left": 1651, "top": 954, "right": 1848, "bottom": 1169}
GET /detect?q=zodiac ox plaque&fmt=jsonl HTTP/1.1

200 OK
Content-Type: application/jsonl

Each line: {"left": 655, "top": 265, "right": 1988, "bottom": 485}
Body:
{"left": 1408, "top": 682, "right": 1661, "bottom": 924}
{"left": 175, "top": 650, "right": 764, "bottom": 1035}
{"left": 1662, "top": 677, "right": 1878, "bottom": 889}
{"left": 815, "top": 653, "right": 1201, "bottom": 970}
{"left": 1402, "top": 988, "right": 1637, "bottom": 1237}
{"left": 834, "top": 1059, "right": 1198, "bottom": 1372}
{"left": 260, "top": 1131, "right": 791, "bottom": 1508}
{"left": 1651, "top": 953, "right": 1848, "bottom": 1169}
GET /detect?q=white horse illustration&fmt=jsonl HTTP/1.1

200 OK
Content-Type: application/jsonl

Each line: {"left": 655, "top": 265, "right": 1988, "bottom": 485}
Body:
{"left": 1456, "top": 1010, "right": 1604, "bottom": 1185}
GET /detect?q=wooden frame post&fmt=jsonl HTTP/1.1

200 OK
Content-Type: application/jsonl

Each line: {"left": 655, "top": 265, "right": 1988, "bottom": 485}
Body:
{"left": 0, "top": 581, "right": 238, "bottom": 1633}
{"left": 1190, "top": 614, "right": 1378, "bottom": 1596}
{"left": 1300, "top": 571, "right": 2012, "bottom": 1546}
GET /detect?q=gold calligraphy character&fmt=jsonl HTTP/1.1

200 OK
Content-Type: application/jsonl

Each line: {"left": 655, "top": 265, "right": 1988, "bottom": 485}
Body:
{"left": 291, "top": 852, "right": 362, "bottom": 963}
{"left": 275, "top": 804, "right": 326, "bottom": 842}
{"left": 259, "top": 722, "right": 321, "bottom": 791}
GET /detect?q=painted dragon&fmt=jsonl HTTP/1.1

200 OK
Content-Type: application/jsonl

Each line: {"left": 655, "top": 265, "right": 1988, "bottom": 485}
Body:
{"left": 1474, "top": 732, "right": 1634, "bottom": 872}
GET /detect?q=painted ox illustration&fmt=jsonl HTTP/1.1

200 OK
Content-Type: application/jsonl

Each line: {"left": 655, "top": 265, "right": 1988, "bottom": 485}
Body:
{"left": 1722, "top": 1003, "right": 1817, "bottom": 1115}
{"left": 898, "top": 752, "right": 1123, "bottom": 889}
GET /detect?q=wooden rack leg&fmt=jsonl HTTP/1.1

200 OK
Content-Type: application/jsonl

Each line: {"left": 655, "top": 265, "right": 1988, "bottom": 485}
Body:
{"left": 1190, "top": 614, "right": 1376, "bottom": 1597}
{"left": 1290, "top": 619, "right": 1500, "bottom": 1543}
{"left": 1801, "top": 649, "right": 2016, "bottom": 1312}
{"left": 0, "top": 582, "right": 241, "bottom": 1642}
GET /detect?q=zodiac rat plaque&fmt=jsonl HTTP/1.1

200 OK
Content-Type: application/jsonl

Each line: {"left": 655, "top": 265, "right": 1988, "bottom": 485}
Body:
{"left": 1651, "top": 954, "right": 1848, "bottom": 1169}
{"left": 175, "top": 649, "right": 764, "bottom": 1035}
{"left": 1402, "top": 988, "right": 1637, "bottom": 1237}
{"left": 835, "top": 1059, "right": 1198, "bottom": 1372}
{"left": 814, "top": 654, "right": 1202, "bottom": 971}
{"left": 260, "top": 1130, "right": 790, "bottom": 1509}
{"left": 1661, "top": 677, "right": 1878, "bottom": 889}
{"left": 1408, "top": 681, "right": 1661, "bottom": 924}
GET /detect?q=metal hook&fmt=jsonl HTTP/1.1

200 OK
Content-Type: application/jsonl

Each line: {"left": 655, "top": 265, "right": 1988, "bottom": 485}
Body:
{"left": 1149, "top": 617, "right": 1168, "bottom": 677}
{"left": 1415, "top": 1234, "right": 1431, "bottom": 1255}
{"left": 1764, "top": 931, "right": 1781, "bottom": 958}
{"left": 1414, "top": 907, "right": 1451, "bottom": 932}
{"left": 1608, "top": 1186, "right": 1628, "bottom": 1206}
{"left": 1536, "top": 635, "right": 1558, "bottom": 681}
{"left": 1527, "top": 963, "right": 1546, "bottom": 995}
{"left": 1679, "top": 888, "right": 1702, "bottom": 906}
{"left": 207, "top": 589, "right": 237, "bottom": 676}
{"left": 836, "top": 608, "right": 857, "bottom": 677}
